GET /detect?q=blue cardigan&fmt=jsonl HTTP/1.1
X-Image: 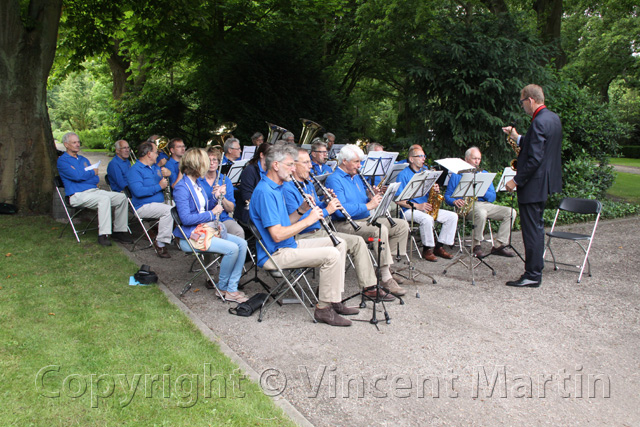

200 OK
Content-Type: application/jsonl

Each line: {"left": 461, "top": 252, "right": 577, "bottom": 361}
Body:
{"left": 172, "top": 177, "right": 219, "bottom": 239}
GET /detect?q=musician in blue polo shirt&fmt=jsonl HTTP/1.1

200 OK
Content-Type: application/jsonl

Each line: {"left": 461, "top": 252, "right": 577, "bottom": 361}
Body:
{"left": 106, "top": 139, "right": 131, "bottom": 192}
{"left": 164, "top": 138, "right": 185, "bottom": 188}
{"left": 57, "top": 132, "right": 131, "bottom": 247}
{"left": 250, "top": 144, "right": 353, "bottom": 327}
{"left": 309, "top": 140, "right": 333, "bottom": 176}
{"left": 126, "top": 141, "right": 174, "bottom": 258}
{"left": 325, "top": 144, "right": 408, "bottom": 297}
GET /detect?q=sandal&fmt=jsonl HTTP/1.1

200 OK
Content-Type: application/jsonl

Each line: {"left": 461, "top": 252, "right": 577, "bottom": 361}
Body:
{"left": 224, "top": 291, "right": 249, "bottom": 303}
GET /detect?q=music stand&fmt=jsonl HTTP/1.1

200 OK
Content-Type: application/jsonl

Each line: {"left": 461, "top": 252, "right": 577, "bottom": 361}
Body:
{"left": 394, "top": 170, "right": 441, "bottom": 286}
{"left": 241, "top": 146, "right": 256, "bottom": 160}
{"left": 342, "top": 182, "right": 403, "bottom": 330}
{"left": 328, "top": 144, "right": 345, "bottom": 159}
{"left": 494, "top": 167, "right": 524, "bottom": 262}
{"left": 361, "top": 151, "right": 398, "bottom": 187}
{"left": 227, "top": 159, "right": 250, "bottom": 185}
{"left": 326, "top": 160, "right": 337, "bottom": 171}
{"left": 442, "top": 171, "right": 496, "bottom": 285}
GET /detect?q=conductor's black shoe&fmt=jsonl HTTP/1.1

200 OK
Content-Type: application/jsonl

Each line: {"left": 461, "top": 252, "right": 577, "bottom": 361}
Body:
{"left": 111, "top": 232, "right": 133, "bottom": 243}
{"left": 506, "top": 276, "right": 541, "bottom": 288}
{"left": 98, "top": 235, "right": 112, "bottom": 246}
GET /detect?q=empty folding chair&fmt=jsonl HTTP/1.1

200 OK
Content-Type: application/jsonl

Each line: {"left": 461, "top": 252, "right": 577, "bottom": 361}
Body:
{"left": 247, "top": 222, "right": 316, "bottom": 323}
{"left": 53, "top": 176, "right": 98, "bottom": 242}
{"left": 171, "top": 207, "right": 225, "bottom": 299}
{"left": 544, "top": 197, "right": 602, "bottom": 283}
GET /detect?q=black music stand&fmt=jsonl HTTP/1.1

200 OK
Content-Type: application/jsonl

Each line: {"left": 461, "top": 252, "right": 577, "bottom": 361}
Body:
{"left": 328, "top": 144, "right": 345, "bottom": 160}
{"left": 361, "top": 151, "right": 398, "bottom": 187}
{"left": 227, "top": 159, "right": 249, "bottom": 185}
{"left": 394, "top": 169, "right": 441, "bottom": 287}
{"left": 342, "top": 182, "right": 403, "bottom": 330}
{"left": 492, "top": 167, "right": 524, "bottom": 262}
{"left": 442, "top": 171, "right": 496, "bottom": 285}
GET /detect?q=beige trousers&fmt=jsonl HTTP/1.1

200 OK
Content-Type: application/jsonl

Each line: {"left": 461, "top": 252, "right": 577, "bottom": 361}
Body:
{"left": 70, "top": 188, "right": 128, "bottom": 236}
{"left": 468, "top": 201, "right": 517, "bottom": 247}
{"left": 334, "top": 217, "right": 409, "bottom": 267}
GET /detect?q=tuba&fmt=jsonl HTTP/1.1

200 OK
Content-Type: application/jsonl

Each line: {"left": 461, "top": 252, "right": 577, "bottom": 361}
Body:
{"left": 265, "top": 122, "right": 288, "bottom": 145}
{"left": 207, "top": 122, "right": 237, "bottom": 147}
{"left": 299, "top": 118, "right": 324, "bottom": 146}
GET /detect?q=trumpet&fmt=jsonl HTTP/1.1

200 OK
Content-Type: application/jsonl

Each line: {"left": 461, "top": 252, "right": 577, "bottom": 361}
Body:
{"left": 357, "top": 169, "right": 396, "bottom": 227}
{"left": 309, "top": 174, "right": 361, "bottom": 232}
{"left": 290, "top": 176, "right": 340, "bottom": 247}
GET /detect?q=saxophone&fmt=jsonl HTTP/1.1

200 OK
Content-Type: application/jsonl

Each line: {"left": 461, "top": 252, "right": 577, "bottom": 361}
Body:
{"left": 507, "top": 134, "right": 521, "bottom": 170}
{"left": 456, "top": 196, "right": 476, "bottom": 217}
{"left": 427, "top": 187, "right": 444, "bottom": 219}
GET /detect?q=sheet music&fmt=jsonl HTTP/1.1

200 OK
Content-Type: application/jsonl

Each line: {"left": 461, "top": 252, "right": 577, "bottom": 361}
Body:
{"left": 227, "top": 159, "right": 250, "bottom": 184}
{"left": 369, "top": 182, "right": 401, "bottom": 224}
{"left": 496, "top": 167, "right": 516, "bottom": 192}
{"left": 328, "top": 144, "right": 345, "bottom": 159}
{"left": 435, "top": 158, "right": 475, "bottom": 174}
{"left": 396, "top": 170, "right": 442, "bottom": 201}
{"left": 451, "top": 172, "right": 496, "bottom": 198}
{"left": 241, "top": 146, "right": 256, "bottom": 160}
{"left": 361, "top": 151, "right": 399, "bottom": 177}
{"left": 384, "top": 163, "right": 409, "bottom": 184}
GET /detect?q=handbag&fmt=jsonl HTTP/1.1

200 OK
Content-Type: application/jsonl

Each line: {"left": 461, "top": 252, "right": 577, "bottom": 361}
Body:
{"left": 189, "top": 221, "right": 228, "bottom": 250}
{"left": 228, "top": 293, "right": 268, "bottom": 317}
{"left": 134, "top": 264, "right": 158, "bottom": 284}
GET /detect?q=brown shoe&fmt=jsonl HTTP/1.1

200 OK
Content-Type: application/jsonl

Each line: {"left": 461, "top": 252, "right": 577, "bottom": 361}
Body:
{"left": 381, "top": 278, "right": 406, "bottom": 296}
{"left": 391, "top": 272, "right": 405, "bottom": 284}
{"left": 314, "top": 306, "right": 352, "bottom": 326}
{"left": 473, "top": 245, "right": 485, "bottom": 258}
{"left": 421, "top": 248, "right": 437, "bottom": 262}
{"left": 363, "top": 286, "right": 396, "bottom": 302}
{"left": 433, "top": 246, "right": 453, "bottom": 259}
{"left": 153, "top": 241, "right": 171, "bottom": 258}
{"left": 491, "top": 245, "right": 516, "bottom": 257}
{"left": 332, "top": 302, "right": 359, "bottom": 316}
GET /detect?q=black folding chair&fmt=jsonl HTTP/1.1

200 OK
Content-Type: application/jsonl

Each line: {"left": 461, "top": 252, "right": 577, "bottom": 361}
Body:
{"left": 53, "top": 176, "right": 98, "bottom": 242}
{"left": 247, "top": 222, "right": 316, "bottom": 323}
{"left": 123, "top": 186, "right": 159, "bottom": 253}
{"left": 171, "top": 207, "right": 225, "bottom": 299}
{"left": 544, "top": 197, "right": 602, "bottom": 283}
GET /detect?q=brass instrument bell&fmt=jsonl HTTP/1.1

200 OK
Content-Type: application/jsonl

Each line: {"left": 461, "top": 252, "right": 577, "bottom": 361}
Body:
{"left": 265, "top": 122, "right": 289, "bottom": 145}
{"left": 299, "top": 118, "right": 324, "bottom": 146}
{"left": 207, "top": 122, "right": 237, "bottom": 147}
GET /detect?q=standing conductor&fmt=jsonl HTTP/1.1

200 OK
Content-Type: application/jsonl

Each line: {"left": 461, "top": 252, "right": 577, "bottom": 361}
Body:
{"left": 502, "top": 84, "right": 562, "bottom": 288}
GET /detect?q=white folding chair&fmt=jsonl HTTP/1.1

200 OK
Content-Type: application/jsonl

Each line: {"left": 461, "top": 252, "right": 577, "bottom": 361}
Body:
{"left": 54, "top": 176, "right": 98, "bottom": 243}
{"left": 544, "top": 198, "right": 602, "bottom": 283}
{"left": 123, "top": 186, "right": 159, "bottom": 253}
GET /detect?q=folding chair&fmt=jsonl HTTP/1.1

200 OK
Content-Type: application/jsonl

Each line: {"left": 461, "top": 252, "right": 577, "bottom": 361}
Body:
{"left": 170, "top": 207, "right": 225, "bottom": 299}
{"left": 246, "top": 222, "right": 317, "bottom": 323}
{"left": 544, "top": 197, "right": 602, "bottom": 283}
{"left": 123, "top": 186, "right": 159, "bottom": 252}
{"left": 54, "top": 176, "right": 98, "bottom": 242}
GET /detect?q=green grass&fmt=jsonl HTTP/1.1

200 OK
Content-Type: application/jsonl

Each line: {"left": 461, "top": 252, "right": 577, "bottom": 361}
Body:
{"left": 607, "top": 171, "right": 640, "bottom": 204}
{"left": 0, "top": 216, "right": 295, "bottom": 427}
{"left": 609, "top": 157, "right": 640, "bottom": 167}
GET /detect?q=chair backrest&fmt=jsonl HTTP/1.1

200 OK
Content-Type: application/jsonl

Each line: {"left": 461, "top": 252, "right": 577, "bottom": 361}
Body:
{"left": 53, "top": 176, "right": 72, "bottom": 207}
{"left": 170, "top": 206, "right": 183, "bottom": 227}
{"left": 559, "top": 198, "right": 602, "bottom": 215}
{"left": 53, "top": 175, "right": 64, "bottom": 189}
{"left": 105, "top": 174, "right": 111, "bottom": 188}
{"left": 122, "top": 186, "right": 133, "bottom": 199}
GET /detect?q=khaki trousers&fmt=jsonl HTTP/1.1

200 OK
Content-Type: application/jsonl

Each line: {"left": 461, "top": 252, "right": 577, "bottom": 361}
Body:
{"left": 70, "top": 188, "right": 128, "bottom": 236}
{"left": 263, "top": 237, "right": 346, "bottom": 303}
{"left": 297, "top": 229, "right": 376, "bottom": 289}
{"left": 334, "top": 217, "right": 409, "bottom": 267}
{"left": 468, "top": 201, "right": 517, "bottom": 247}
{"left": 136, "top": 202, "right": 173, "bottom": 244}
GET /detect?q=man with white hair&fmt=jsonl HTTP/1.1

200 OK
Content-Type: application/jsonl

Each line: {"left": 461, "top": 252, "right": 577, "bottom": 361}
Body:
{"left": 325, "top": 144, "right": 409, "bottom": 297}
{"left": 282, "top": 132, "right": 295, "bottom": 144}
{"left": 57, "top": 132, "right": 132, "bottom": 246}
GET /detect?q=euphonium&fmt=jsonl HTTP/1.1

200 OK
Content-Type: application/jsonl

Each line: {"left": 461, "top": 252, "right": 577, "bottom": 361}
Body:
{"left": 299, "top": 118, "right": 324, "bottom": 146}
{"left": 155, "top": 136, "right": 171, "bottom": 157}
{"left": 427, "top": 187, "right": 444, "bottom": 220}
{"left": 265, "top": 122, "right": 288, "bottom": 145}
{"left": 208, "top": 122, "right": 237, "bottom": 147}
{"left": 506, "top": 135, "right": 521, "bottom": 171}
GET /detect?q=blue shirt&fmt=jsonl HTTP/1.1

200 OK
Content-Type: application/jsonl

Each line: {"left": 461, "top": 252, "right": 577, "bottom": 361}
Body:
{"left": 165, "top": 157, "right": 180, "bottom": 187}
{"left": 199, "top": 174, "right": 236, "bottom": 223}
{"left": 324, "top": 168, "right": 370, "bottom": 221}
{"left": 444, "top": 170, "right": 496, "bottom": 206}
{"left": 311, "top": 161, "right": 332, "bottom": 176}
{"left": 222, "top": 155, "right": 234, "bottom": 166}
{"left": 395, "top": 165, "right": 431, "bottom": 211}
{"left": 106, "top": 156, "right": 130, "bottom": 192}
{"left": 282, "top": 180, "right": 329, "bottom": 234}
{"left": 126, "top": 161, "right": 164, "bottom": 209}
{"left": 57, "top": 153, "right": 99, "bottom": 196}
{"left": 249, "top": 177, "right": 297, "bottom": 267}
{"left": 156, "top": 152, "right": 169, "bottom": 166}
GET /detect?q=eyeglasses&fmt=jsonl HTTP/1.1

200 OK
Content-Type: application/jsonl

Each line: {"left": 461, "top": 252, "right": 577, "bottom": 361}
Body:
{"left": 312, "top": 150, "right": 328, "bottom": 154}
{"left": 230, "top": 147, "right": 241, "bottom": 150}
{"left": 412, "top": 155, "right": 426, "bottom": 158}
{"left": 280, "top": 161, "right": 295, "bottom": 168}
{"left": 118, "top": 147, "right": 130, "bottom": 151}
{"left": 519, "top": 98, "right": 528, "bottom": 106}
{"left": 296, "top": 160, "right": 312, "bottom": 165}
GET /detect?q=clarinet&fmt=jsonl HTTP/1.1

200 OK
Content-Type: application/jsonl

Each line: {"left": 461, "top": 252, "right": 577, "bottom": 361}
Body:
{"left": 309, "top": 174, "right": 361, "bottom": 232}
{"left": 357, "top": 170, "right": 397, "bottom": 227}
{"left": 290, "top": 176, "right": 341, "bottom": 247}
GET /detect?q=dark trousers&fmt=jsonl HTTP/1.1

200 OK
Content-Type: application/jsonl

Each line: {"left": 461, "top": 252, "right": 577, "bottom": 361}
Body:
{"left": 518, "top": 201, "right": 546, "bottom": 281}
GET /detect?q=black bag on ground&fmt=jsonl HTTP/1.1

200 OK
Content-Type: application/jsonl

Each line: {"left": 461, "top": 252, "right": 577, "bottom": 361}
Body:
{"left": 134, "top": 264, "right": 158, "bottom": 284}
{"left": 228, "top": 293, "right": 268, "bottom": 317}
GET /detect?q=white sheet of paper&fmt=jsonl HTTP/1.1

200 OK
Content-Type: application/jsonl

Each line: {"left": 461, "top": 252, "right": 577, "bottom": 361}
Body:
{"left": 84, "top": 160, "right": 101, "bottom": 171}
{"left": 435, "top": 158, "right": 475, "bottom": 174}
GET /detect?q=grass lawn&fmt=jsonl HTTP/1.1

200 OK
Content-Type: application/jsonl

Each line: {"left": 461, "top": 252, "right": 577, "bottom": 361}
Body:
{"left": 609, "top": 157, "right": 640, "bottom": 168}
{"left": 607, "top": 171, "right": 640, "bottom": 204}
{"left": 0, "top": 216, "right": 294, "bottom": 426}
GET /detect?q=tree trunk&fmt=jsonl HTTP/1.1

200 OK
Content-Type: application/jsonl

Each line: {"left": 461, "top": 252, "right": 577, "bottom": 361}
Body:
{"left": 107, "top": 39, "right": 132, "bottom": 100}
{"left": 533, "top": 0, "right": 566, "bottom": 68}
{"left": 0, "top": 0, "right": 62, "bottom": 214}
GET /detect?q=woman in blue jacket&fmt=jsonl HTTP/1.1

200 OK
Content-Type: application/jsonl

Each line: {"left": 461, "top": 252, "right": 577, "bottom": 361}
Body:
{"left": 173, "top": 148, "right": 248, "bottom": 303}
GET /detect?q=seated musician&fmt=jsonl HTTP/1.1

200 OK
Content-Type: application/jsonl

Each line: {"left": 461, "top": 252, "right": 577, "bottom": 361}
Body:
{"left": 323, "top": 132, "right": 335, "bottom": 151}
{"left": 284, "top": 148, "right": 393, "bottom": 302}
{"left": 325, "top": 144, "right": 408, "bottom": 297}
{"left": 282, "top": 132, "right": 295, "bottom": 144}
{"left": 309, "top": 140, "right": 332, "bottom": 176}
{"left": 444, "top": 146, "right": 516, "bottom": 258}
{"left": 126, "top": 141, "right": 174, "bottom": 258}
{"left": 234, "top": 142, "right": 270, "bottom": 225}
{"left": 165, "top": 138, "right": 185, "bottom": 188}
{"left": 251, "top": 132, "right": 264, "bottom": 146}
{"left": 173, "top": 148, "right": 248, "bottom": 303}
{"left": 57, "top": 132, "right": 131, "bottom": 247}
{"left": 201, "top": 146, "right": 245, "bottom": 238}
{"left": 395, "top": 146, "right": 457, "bottom": 262}
{"left": 106, "top": 139, "right": 131, "bottom": 192}
{"left": 222, "top": 138, "right": 242, "bottom": 165}
{"left": 249, "top": 145, "right": 354, "bottom": 326}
